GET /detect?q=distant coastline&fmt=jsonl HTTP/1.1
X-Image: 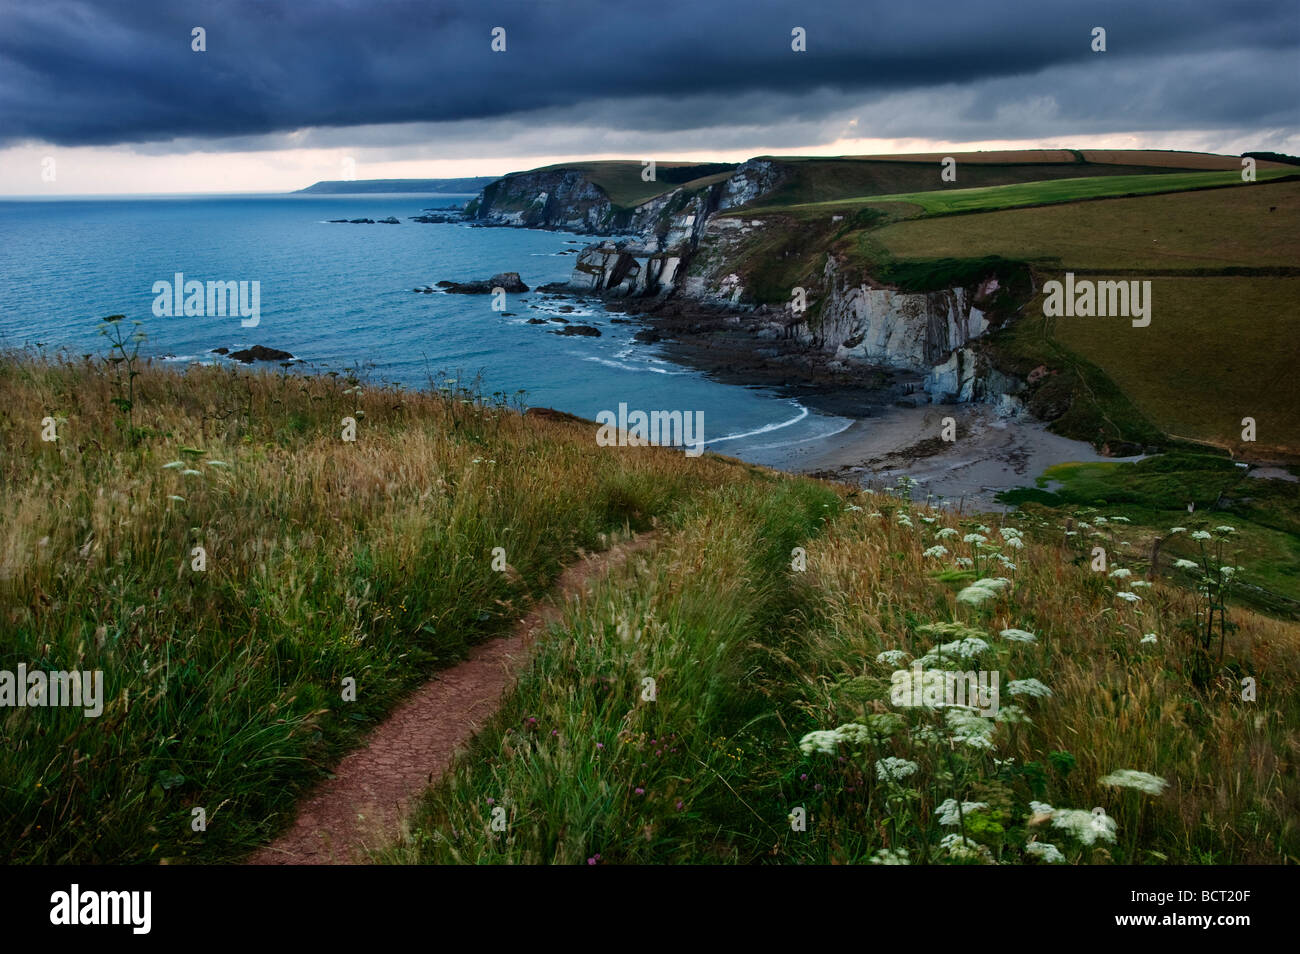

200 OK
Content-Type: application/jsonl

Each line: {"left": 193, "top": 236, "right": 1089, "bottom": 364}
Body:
{"left": 293, "top": 177, "right": 496, "bottom": 195}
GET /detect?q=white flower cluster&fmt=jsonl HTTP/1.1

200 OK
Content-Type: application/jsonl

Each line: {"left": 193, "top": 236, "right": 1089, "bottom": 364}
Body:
{"left": 798, "top": 722, "right": 872, "bottom": 755}
{"left": 869, "top": 847, "right": 911, "bottom": 865}
{"left": 923, "top": 545, "right": 949, "bottom": 559}
{"left": 999, "top": 628, "right": 1037, "bottom": 643}
{"left": 936, "top": 798, "right": 989, "bottom": 826}
{"left": 1099, "top": 769, "right": 1168, "bottom": 795}
{"left": 1024, "top": 840, "right": 1064, "bottom": 864}
{"left": 1007, "top": 678, "right": 1053, "bottom": 699}
{"left": 945, "top": 708, "right": 996, "bottom": 750}
{"left": 875, "top": 757, "right": 919, "bottom": 782}
{"left": 939, "top": 832, "right": 992, "bottom": 862}
{"left": 1031, "top": 801, "right": 1118, "bottom": 846}
{"left": 995, "top": 703, "right": 1030, "bottom": 724}
{"left": 918, "top": 637, "right": 989, "bottom": 665}
{"left": 956, "top": 577, "right": 1012, "bottom": 606}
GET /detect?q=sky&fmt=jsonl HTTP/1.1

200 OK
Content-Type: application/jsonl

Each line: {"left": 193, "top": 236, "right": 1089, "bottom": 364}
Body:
{"left": 1, "top": 0, "right": 1296, "bottom": 195}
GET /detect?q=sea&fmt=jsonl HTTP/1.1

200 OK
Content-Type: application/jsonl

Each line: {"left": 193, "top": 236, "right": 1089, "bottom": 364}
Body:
{"left": 0, "top": 192, "right": 852, "bottom": 466}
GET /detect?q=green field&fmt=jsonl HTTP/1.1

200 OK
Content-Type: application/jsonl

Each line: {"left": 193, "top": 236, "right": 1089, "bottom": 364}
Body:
{"left": 733, "top": 154, "right": 1227, "bottom": 210}
{"left": 1050, "top": 277, "right": 1300, "bottom": 456}
{"left": 757, "top": 169, "right": 1294, "bottom": 219}
{"left": 998, "top": 454, "right": 1300, "bottom": 609}
{"left": 868, "top": 178, "right": 1300, "bottom": 271}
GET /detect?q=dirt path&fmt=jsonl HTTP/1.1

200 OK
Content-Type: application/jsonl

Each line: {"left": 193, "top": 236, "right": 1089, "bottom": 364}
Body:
{"left": 247, "top": 531, "right": 657, "bottom": 865}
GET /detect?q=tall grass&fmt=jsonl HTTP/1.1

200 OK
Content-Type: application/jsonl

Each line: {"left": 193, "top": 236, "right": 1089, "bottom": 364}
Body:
{"left": 390, "top": 490, "right": 1299, "bottom": 864}
{"left": 0, "top": 352, "right": 755, "bottom": 862}
{"left": 385, "top": 478, "right": 839, "bottom": 863}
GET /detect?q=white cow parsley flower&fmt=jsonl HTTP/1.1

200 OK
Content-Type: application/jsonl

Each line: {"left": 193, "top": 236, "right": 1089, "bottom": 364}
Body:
{"left": 1007, "top": 678, "right": 1053, "bottom": 698}
{"left": 940, "top": 832, "right": 992, "bottom": 862}
{"left": 1051, "top": 807, "right": 1117, "bottom": 846}
{"left": 875, "top": 757, "right": 919, "bottom": 783}
{"left": 936, "top": 799, "right": 989, "bottom": 826}
{"left": 1099, "top": 769, "right": 1168, "bottom": 796}
{"left": 999, "top": 628, "right": 1037, "bottom": 643}
{"left": 1025, "top": 840, "right": 1065, "bottom": 863}
{"left": 945, "top": 709, "right": 996, "bottom": 750}
{"left": 869, "top": 847, "right": 911, "bottom": 865}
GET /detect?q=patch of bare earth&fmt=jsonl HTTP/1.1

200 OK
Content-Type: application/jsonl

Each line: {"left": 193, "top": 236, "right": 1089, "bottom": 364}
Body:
{"left": 247, "top": 531, "right": 658, "bottom": 865}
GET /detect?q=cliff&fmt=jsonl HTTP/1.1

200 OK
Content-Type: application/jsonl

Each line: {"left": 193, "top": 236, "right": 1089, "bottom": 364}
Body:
{"left": 469, "top": 168, "right": 618, "bottom": 231}
{"left": 471, "top": 157, "right": 1028, "bottom": 412}
{"left": 466, "top": 162, "right": 739, "bottom": 234}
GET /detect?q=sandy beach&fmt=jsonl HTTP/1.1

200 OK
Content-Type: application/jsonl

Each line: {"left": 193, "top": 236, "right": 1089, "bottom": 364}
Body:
{"left": 775, "top": 403, "right": 1139, "bottom": 512}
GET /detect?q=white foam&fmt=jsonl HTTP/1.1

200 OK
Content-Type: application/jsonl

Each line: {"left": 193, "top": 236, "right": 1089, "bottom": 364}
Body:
{"left": 705, "top": 402, "right": 810, "bottom": 446}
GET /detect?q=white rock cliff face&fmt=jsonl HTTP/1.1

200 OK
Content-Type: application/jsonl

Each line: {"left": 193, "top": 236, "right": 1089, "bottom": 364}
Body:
{"left": 800, "top": 259, "right": 996, "bottom": 382}
{"left": 677, "top": 217, "right": 1021, "bottom": 409}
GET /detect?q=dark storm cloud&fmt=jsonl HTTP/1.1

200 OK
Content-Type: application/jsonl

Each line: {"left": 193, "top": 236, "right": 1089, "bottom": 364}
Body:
{"left": 0, "top": 0, "right": 1295, "bottom": 149}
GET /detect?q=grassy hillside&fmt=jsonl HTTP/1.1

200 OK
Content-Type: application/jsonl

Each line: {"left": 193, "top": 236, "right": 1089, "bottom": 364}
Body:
{"left": 867, "top": 177, "right": 1300, "bottom": 270}
{"left": 0, "top": 343, "right": 767, "bottom": 863}
{"left": 998, "top": 454, "right": 1300, "bottom": 612}
{"left": 3, "top": 349, "right": 1296, "bottom": 865}
{"left": 496, "top": 149, "right": 1280, "bottom": 217}
{"left": 748, "top": 169, "right": 1295, "bottom": 218}
{"left": 385, "top": 483, "right": 1300, "bottom": 865}
{"left": 1050, "top": 277, "right": 1300, "bottom": 456}
{"left": 735, "top": 150, "right": 1290, "bottom": 212}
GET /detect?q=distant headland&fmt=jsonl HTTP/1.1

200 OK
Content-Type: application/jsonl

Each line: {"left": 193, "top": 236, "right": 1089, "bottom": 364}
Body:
{"left": 292, "top": 177, "right": 497, "bottom": 194}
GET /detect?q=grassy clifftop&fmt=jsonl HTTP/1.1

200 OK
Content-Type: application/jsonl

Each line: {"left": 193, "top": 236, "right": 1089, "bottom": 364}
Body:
{"left": 2, "top": 351, "right": 1297, "bottom": 864}
{"left": 0, "top": 351, "right": 762, "bottom": 862}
